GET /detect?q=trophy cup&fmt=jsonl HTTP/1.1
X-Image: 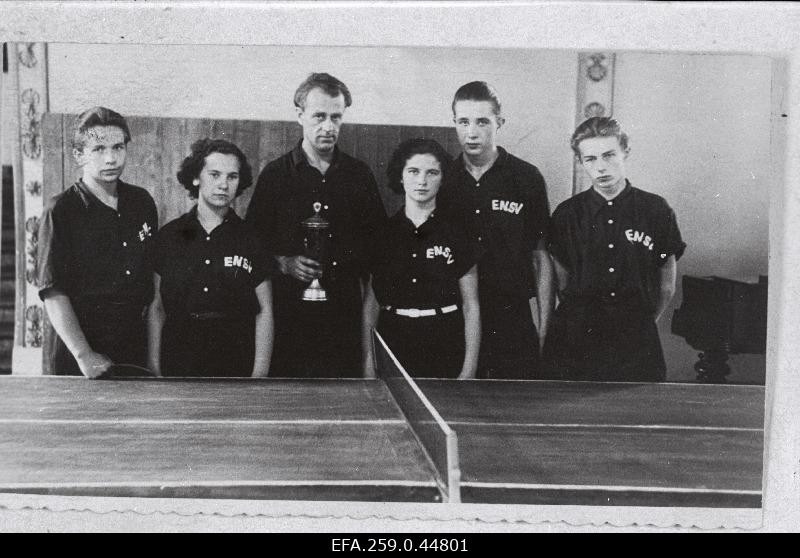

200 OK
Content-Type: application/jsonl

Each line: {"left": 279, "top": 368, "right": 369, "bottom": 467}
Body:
{"left": 301, "top": 202, "right": 330, "bottom": 301}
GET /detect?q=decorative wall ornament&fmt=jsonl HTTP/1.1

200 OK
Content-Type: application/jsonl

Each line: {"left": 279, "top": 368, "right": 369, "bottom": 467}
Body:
{"left": 11, "top": 42, "right": 48, "bottom": 373}
{"left": 17, "top": 43, "right": 37, "bottom": 68}
{"left": 574, "top": 52, "right": 616, "bottom": 195}
{"left": 24, "top": 216, "right": 39, "bottom": 287}
{"left": 24, "top": 180, "right": 42, "bottom": 197}
{"left": 24, "top": 306, "right": 43, "bottom": 348}
{"left": 21, "top": 88, "right": 42, "bottom": 160}
{"left": 586, "top": 53, "right": 609, "bottom": 82}
{"left": 584, "top": 101, "right": 607, "bottom": 118}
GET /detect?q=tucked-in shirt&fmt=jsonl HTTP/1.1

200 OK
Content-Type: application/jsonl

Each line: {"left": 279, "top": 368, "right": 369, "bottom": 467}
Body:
{"left": 38, "top": 179, "right": 158, "bottom": 319}
{"left": 370, "top": 209, "right": 481, "bottom": 309}
{"left": 441, "top": 146, "right": 551, "bottom": 298}
{"left": 245, "top": 141, "right": 387, "bottom": 295}
{"left": 549, "top": 181, "right": 686, "bottom": 313}
{"left": 153, "top": 207, "right": 271, "bottom": 319}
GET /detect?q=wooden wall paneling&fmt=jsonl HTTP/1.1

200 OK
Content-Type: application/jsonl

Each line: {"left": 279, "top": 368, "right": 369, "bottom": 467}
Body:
{"left": 40, "top": 113, "right": 64, "bottom": 375}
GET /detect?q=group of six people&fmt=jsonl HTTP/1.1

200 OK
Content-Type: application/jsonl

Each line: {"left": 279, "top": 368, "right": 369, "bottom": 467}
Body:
{"left": 37, "top": 73, "right": 685, "bottom": 383}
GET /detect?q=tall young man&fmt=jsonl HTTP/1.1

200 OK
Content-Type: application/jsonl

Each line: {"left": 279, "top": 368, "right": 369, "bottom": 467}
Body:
{"left": 38, "top": 107, "right": 158, "bottom": 377}
{"left": 544, "top": 117, "right": 686, "bottom": 381}
{"left": 246, "top": 73, "right": 386, "bottom": 378}
{"left": 442, "top": 81, "right": 554, "bottom": 379}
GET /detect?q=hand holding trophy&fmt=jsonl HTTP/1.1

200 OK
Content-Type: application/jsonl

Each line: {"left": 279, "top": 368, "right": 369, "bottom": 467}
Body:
{"left": 301, "top": 202, "right": 331, "bottom": 301}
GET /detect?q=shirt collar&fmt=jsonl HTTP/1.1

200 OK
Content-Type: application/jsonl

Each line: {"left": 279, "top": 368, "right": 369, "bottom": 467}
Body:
{"left": 290, "top": 139, "right": 342, "bottom": 171}
{"left": 179, "top": 205, "right": 241, "bottom": 232}
{"left": 455, "top": 145, "right": 508, "bottom": 178}
{"left": 391, "top": 206, "right": 437, "bottom": 233}
{"left": 587, "top": 179, "right": 633, "bottom": 216}
{"left": 74, "top": 178, "right": 128, "bottom": 210}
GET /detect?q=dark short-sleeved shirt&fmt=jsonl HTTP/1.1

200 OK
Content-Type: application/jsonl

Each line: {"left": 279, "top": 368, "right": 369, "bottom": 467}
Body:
{"left": 153, "top": 207, "right": 271, "bottom": 319}
{"left": 245, "top": 141, "right": 387, "bottom": 298}
{"left": 441, "top": 146, "right": 551, "bottom": 298}
{"left": 370, "top": 208, "right": 481, "bottom": 309}
{"left": 549, "top": 181, "right": 686, "bottom": 313}
{"left": 38, "top": 179, "right": 158, "bottom": 320}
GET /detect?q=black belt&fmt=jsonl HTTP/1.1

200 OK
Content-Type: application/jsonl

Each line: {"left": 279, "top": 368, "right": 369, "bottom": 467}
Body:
{"left": 188, "top": 311, "right": 232, "bottom": 321}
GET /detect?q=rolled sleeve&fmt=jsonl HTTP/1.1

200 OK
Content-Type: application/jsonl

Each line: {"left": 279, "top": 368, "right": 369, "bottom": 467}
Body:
{"left": 37, "top": 204, "right": 68, "bottom": 300}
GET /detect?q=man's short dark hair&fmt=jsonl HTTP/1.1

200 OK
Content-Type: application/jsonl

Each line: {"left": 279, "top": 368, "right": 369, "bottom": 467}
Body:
{"left": 570, "top": 117, "right": 630, "bottom": 157}
{"left": 294, "top": 73, "right": 352, "bottom": 110}
{"left": 176, "top": 138, "right": 253, "bottom": 199}
{"left": 386, "top": 138, "right": 452, "bottom": 194}
{"left": 451, "top": 81, "right": 502, "bottom": 117}
{"left": 71, "top": 106, "right": 132, "bottom": 152}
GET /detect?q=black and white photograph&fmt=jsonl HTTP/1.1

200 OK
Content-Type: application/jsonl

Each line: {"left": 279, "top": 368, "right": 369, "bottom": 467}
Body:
{"left": 0, "top": 1, "right": 797, "bottom": 533}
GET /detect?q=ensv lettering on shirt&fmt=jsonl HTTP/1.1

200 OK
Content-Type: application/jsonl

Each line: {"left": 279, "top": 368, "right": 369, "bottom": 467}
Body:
{"left": 224, "top": 255, "right": 254, "bottom": 273}
{"left": 491, "top": 199, "right": 524, "bottom": 214}
{"left": 625, "top": 229, "right": 655, "bottom": 251}
{"left": 426, "top": 245, "right": 455, "bottom": 264}
{"left": 138, "top": 222, "right": 153, "bottom": 242}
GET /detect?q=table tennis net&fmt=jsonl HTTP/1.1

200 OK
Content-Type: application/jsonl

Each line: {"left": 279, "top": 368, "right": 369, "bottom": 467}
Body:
{"left": 372, "top": 330, "right": 461, "bottom": 503}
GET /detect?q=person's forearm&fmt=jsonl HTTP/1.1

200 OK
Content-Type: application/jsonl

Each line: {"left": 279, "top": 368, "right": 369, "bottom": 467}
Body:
{"left": 252, "top": 309, "right": 274, "bottom": 377}
{"left": 460, "top": 300, "right": 480, "bottom": 379}
{"left": 654, "top": 286, "right": 676, "bottom": 322}
{"left": 361, "top": 281, "right": 379, "bottom": 378}
{"left": 146, "top": 300, "right": 165, "bottom": 376}
{"left": 533, "top": 250, "right": 555, "bottom": 341}
{"left": 44, "top": 294, "right": 92, "bottom": 360}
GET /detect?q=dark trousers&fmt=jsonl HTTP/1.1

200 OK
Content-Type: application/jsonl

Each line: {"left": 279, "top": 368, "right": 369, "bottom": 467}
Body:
{"left": 55, "top": 309, "right": 147, "bottom": 376}
{"left": 478, "top": 291, "right": 540, "bottom": 379}
{"left": 542, "top": 299, "right": 666, "bottom": 382}
{"left": 161, "top": 316, "right": 254, "bottom": 377}
{"left": 377, "top": 309, "right": 465, "bottom": 379}
{"left": 269, "top": 279, "right": 362, "bottom": 378}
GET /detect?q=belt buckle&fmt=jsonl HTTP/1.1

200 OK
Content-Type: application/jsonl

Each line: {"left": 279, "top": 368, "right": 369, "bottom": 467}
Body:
{"left": 406, "top": 308, "right": 421, "bottom": 318}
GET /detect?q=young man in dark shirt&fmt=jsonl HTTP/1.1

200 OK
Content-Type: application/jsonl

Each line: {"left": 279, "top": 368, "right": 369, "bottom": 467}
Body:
{"left": 245, "top": 73, "right": 386, "bottom": 378}
{"left": 441, "top": 81, "right": 555, "bottom": 379}
{"left": 38, "top": 107, "right": 158, "bottom": 378}
{"left": 544, "top": 117, "right": 686, "bottom": 381}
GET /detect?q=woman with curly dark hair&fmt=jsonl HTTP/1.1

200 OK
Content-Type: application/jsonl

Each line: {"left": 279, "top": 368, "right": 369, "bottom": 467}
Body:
{"left": 147, "top": 138, "right": 273, "bottom": 377}
{"left": 362, "top": 138, "right": 481, "bottom": 379}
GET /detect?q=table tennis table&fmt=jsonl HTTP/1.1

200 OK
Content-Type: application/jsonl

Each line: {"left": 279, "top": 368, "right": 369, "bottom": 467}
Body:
{"left": 0, "top": 332, "right": 764, "bottom": 508}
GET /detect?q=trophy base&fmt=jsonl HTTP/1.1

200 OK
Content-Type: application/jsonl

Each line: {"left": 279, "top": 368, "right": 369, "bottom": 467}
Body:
{"left": 302, "top": 279, "right": 328, "bottom": 302}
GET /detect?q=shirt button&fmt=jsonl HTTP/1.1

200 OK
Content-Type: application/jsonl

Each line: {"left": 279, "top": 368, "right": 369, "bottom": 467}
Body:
{"left": 322, "top": 178, "right": 326, "bottom": 183}
{"left": 607, "top": 201, "right": 613, "bottom": 206}
{"left": 610, "top": 292, "right": 616, "bottom": 297}
{"left": 477, "top": 236, "right": 482, "bottom": 242}
{"left": 328, "top": 233, "right": 333, "bottom": 238}
{"left": 414, "top": 229, "right": 419, "bottom": 235}
{"left": 125, "top": 270, "right": 131, "bottom": 276}
{"left": 608, "top": 243, "right": 614, "bottom": 249}
{"left": 609, "top": 267, "right": 615, "bottom": 273}
{"left": 412, "top": 253, "right": 417, "bottom": 258}
{"left": 475, "top": 209, "right": 480, "bottom": 214}
{"left": 117, "top": 213, "right": 121, "bottom": 218}
{"left": 607, "top": 219, "right": 614, "bottom": 225}
{"left": 205, "top": 259, "right": 211, "bottom": 265}
{"left": 475, "top": 182, "right": 480, "bottom": 187}
{"left": 324, "top": 205, "right": 329, "bottom": 210}
{"left": 122, "top": 241, "right": 127, "bottom": 247}
{"left": 203, "top": 287, "right": 209, "bottom": 293}
{"left": 661, "top": 253, "right": 667, "bottom": 259}
{"left": 332, "top": 261, "right": 337, "bottom": 266}
{"left": 206, "top": 236, "right": 211, "bottom": 241}
{"left": 412, "top": 278, "right": 417, "bottom": 283}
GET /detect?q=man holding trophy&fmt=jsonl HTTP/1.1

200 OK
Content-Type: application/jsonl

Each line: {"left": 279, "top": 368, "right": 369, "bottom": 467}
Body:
{"left": 246, "top": 73, "right": 387, "bottom": 378}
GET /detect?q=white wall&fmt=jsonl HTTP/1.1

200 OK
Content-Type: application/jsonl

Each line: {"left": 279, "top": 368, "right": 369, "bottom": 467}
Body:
{"left": 44, "top": 43, "right": 773, "bottom": 383}
{"left": 614, "top": 52, "right": 773, "bottom": 383}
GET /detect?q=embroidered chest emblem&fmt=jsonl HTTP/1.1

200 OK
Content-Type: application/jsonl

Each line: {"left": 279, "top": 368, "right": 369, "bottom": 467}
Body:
{"left": 426, "top": 245, "right": 455, "bottom": 264}
{"left": 625, "top": 229, "right": 655, "bottom": 251}
{"left": 491, "top": 199, "right": 524, "bottom": 214}
{"left": 138, "top": 222, "right": 153, "bottom": 242}
{"left": 224, "top": 255, "right": 253, "bottom": 273}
